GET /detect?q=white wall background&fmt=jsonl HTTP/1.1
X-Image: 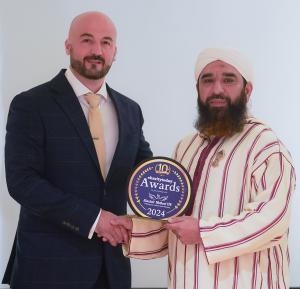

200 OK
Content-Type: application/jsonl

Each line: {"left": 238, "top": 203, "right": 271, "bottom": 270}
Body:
{"left": 0, "top": 0, "right": 299, "bottom": 287}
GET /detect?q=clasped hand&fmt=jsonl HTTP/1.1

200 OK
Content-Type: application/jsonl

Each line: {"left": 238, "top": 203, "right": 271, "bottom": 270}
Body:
{"left": 95, "top": 210, "right": 132, "bottom": 246}
{"left": 165, "top": 216, "right": 202, "bottom": 245}
{"left": 96, "top": 213, "right": 202, "bottom": 246}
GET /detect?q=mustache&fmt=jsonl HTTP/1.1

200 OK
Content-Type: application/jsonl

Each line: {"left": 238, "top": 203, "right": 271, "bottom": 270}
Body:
{"left": 207, "top": 94, "right": 226, "bottom": 101}
{"left": 206, "top": 94, "right": 231, "bottom": 105}
{"left": 84, "top": 55, "right": 105, "bottom": 63}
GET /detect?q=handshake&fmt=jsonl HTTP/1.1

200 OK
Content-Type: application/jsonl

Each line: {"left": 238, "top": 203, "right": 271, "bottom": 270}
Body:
{"left": 94, "top": 210, "right": 202, "bottom": 246}
{"left": 94, "top": 210, "right": 133, "bottom": 246}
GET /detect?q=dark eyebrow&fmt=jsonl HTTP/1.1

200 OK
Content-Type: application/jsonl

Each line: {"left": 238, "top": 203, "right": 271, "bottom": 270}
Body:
{"left": 80, "top": 33, "right": 93, "bottom": 38}
{"left": 102, "top": 36, "right": 113, "bottom": 42}
{"left": 80, "top": 34, "right": 113, "bottom": 42}
{"left": 223, "top": 72, "right": 238, "bottom": 78}
{"left": 200, "top": 73, "right": 214, "bottom": 79}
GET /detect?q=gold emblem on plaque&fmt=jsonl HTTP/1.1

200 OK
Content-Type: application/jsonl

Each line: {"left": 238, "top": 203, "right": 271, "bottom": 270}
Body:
{"left": 155, "top": 163, "right": 171, "bottom": 175}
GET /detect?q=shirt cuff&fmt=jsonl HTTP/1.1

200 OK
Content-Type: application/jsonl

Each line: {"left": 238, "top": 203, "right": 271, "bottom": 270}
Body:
{"left": 88, "top": 209, "right": 102, "bottom": 239}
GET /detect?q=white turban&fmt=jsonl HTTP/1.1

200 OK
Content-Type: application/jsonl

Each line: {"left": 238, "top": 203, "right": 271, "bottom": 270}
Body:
{"left": 194, "top": 48, "right": 254, "bottom": 83}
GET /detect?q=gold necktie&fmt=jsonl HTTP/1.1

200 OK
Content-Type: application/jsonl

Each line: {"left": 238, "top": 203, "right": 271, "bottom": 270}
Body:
{"left": 85, "top": 93, "right": 106, "bottom": 179}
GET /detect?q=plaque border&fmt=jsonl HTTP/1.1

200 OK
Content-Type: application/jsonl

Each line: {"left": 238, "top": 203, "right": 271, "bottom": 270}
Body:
{"left": 128, "top": 156, "right": 193, "bottom": 220}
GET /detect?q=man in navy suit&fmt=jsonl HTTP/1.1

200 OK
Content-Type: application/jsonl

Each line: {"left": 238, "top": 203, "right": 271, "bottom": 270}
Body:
{"left": 2, "top": 11, "right": 152, "bottom": 289}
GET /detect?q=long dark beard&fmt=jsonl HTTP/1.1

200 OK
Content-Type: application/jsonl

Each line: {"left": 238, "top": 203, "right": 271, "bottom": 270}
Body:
{"left": 194, "top": 90, "right": 248, "bottom": 137}
{"left": 70, "top": 50, "right": 111, "bottom": 80}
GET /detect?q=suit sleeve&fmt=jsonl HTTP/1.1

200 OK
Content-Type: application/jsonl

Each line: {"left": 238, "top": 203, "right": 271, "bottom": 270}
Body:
{"left": 199, "top": 141, "right": 296, "bottom": 264}
{"left": 5, "top": 93, "right": 100, "bottom": 238}
{"left": 134, "top": 105, "right": 153, "bottom": 164}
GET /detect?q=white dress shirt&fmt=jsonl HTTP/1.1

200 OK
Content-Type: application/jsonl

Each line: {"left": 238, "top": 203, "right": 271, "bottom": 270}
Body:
{"left": 65, "top": 68, "right": 119, "bottom": 238}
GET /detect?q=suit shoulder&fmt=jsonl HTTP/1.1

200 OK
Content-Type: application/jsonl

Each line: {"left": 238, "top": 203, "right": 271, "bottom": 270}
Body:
{"left": 107, "top": 85, "right": 141, "bottom": 108}
{"left": 10, "top": 80, "right": 52, "bottom": 106}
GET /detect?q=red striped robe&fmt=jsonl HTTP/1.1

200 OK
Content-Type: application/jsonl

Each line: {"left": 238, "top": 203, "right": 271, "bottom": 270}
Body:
{"left": 124, "top": 117, "right": 295, "bottom": 289}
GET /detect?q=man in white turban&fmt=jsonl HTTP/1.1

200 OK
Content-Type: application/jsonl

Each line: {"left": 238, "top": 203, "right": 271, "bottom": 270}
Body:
{"left": 112, "top": 48, "right": 296, "bottom": 289}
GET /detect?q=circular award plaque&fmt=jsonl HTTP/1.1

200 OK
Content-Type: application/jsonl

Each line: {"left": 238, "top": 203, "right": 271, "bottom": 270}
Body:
{"left": 128, "top": 157, "right": 193, "bottom": 220}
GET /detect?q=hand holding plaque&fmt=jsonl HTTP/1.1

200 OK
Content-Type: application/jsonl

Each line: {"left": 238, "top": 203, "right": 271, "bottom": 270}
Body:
{"left": 128, "top": 157, "right": 193, "bottom": 220}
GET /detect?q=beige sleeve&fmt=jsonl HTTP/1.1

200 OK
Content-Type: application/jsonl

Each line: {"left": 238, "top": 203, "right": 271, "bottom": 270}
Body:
{"left": 200, "top": 153, "right": 295, "bottom": 264}
{"left": 123, "top": 217, "right": 168, "bottom": 260}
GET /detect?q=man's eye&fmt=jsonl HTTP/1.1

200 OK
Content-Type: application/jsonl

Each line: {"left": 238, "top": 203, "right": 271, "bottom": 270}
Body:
{"left": 102, "top": 40, "right": 111, "bottom": 46}
{"left": 224, "top": 78, "right": 235, "bottom": 83}
{"left": 82, "top": 39, "right": 91, "bottom": 43}
{"left": 202, "top": 79, "right": 213, "bottom": 84}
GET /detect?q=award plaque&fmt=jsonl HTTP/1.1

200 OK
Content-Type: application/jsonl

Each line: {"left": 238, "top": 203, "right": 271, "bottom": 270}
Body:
{"left": 128, "top": 157, "right": 193, "bottom": 220}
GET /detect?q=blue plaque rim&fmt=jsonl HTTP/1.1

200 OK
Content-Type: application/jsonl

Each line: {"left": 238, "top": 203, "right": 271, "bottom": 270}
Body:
{"left": 127, "top": 156, "right": 193, "bottom": 220}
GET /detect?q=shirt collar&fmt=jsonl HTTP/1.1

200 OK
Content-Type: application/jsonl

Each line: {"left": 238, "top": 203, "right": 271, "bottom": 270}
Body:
{"left": 65, "top": 67, "right": 108, "bottom": 100}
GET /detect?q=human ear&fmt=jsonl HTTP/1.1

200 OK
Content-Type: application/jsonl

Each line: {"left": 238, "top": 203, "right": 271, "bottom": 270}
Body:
{"left": 113, "top": 46, "right": 118, "bottom": 61}
{"left": 245, "top": 82, "right": 253, "bottom": 101}
{"left": 65, "top": 39, "right": 71, "bottom": 55}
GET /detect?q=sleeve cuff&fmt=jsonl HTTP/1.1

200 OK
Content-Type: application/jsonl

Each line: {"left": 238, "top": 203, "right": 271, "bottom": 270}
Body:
{"left": 88, "top": 209, "right": 102, "bottom": 239}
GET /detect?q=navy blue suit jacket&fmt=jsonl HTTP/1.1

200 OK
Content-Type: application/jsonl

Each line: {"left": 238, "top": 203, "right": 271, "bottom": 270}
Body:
{"left": 3, "top": 70, "right": 152, "bottom": 289}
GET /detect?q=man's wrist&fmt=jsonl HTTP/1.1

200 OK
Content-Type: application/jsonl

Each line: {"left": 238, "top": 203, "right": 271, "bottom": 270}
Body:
{"left": 88, "top": 209, "right": 102, "bottom": 239}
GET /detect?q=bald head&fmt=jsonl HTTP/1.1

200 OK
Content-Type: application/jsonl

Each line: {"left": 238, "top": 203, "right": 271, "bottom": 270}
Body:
{"left": 68, "top": 11, "right": 117, "bottom": 42}
{"left": 64, "top": 11, "right": 117, "bottom": 85}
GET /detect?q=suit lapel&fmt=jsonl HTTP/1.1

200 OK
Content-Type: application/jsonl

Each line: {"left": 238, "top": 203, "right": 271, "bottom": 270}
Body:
{"left": 49, "top": 70, "right": 102, "bottom": 177}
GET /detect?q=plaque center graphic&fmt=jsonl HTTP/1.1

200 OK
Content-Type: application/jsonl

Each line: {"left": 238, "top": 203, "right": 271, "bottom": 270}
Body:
{"left": 128, "top": 157, "right": 192, "bottom": 220}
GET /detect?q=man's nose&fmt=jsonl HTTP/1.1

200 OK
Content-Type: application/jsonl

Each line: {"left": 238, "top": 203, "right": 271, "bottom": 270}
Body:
{"left": 212, "top": 81, "right": 224, "bottom": 95}
{"left": 91, "top": 42, "right": 103, "bottom": 55}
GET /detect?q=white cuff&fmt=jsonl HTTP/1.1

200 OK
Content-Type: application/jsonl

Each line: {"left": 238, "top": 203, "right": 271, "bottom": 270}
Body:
{"left": 88, "top": 209, "right": 102, "bottom": 239}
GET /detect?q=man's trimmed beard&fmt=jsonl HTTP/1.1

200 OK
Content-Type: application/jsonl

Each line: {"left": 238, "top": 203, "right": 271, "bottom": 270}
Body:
{"left": 194, "top": 89, "right": 248, "bottom": 137}
{"left": 70, "top": 49, "right": 112, "bottom": 80}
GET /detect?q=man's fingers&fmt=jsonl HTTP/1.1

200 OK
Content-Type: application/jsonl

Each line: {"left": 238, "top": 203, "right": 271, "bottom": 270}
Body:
{"left": 101, "top": 233, "right": 117, "bottom": 246}
{"left": 110, "top": 217, "right": 132, "bottom": 244}
{"left": 96, "top": 213, "right": 133, "bottom": 245}
{"left": 165, "top": 222, "right": 180, "bottom": 231}
{"left": 110, "top": 218, "right": 126, "bottom": 226}
{"left": 111, "top": 226, "right": 123, "bottom": 244}
{"left": 111, "top": 217, "right": 132, "bottom": 230}
{"left": 119, "top": 225, "right": 129, "bottom": 244}
{"left": 167, "top": 227, "right": 184, "bottom": 243}
{"left": 165, "top": 223, "right": 184, "bottom": 240}
{"left": 168, "top": 217, "right": 187, "bottom": 224}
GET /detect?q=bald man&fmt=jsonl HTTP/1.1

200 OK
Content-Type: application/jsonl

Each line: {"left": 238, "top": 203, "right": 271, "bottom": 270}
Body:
{"left": 2, "top": 11, "right": 152, "bottom": 289}
{"left": 115, "top": 48, "right": 295, "bottom": 289}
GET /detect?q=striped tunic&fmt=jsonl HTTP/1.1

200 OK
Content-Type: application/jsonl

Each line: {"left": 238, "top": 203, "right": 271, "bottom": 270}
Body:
{"left": 124, "top": 117, "right": 296, "bottom": 289}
